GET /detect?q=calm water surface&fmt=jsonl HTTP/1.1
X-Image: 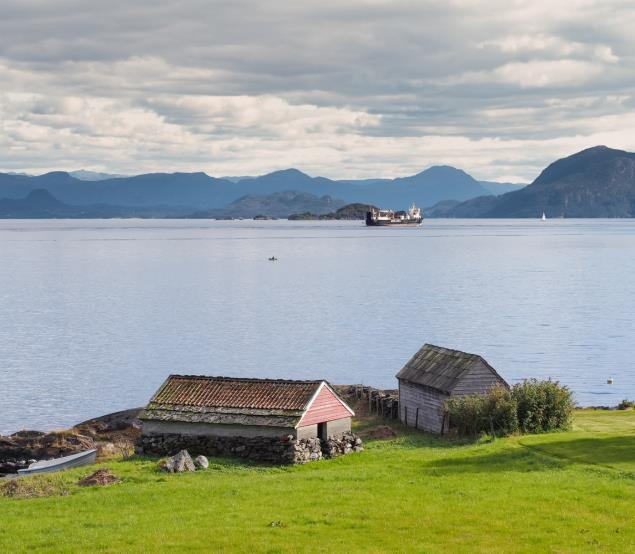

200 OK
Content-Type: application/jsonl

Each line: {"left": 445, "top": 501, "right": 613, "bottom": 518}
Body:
{"left": 1, "top": 219, "right": 634, "bottom": 434}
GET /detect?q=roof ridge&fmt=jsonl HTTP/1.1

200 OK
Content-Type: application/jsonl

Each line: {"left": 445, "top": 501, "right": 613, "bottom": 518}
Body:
{"left": 425, "top": 343, "right": 480, "bottom": 358}
{"left": 147, "top": 375, "right": 329, "bottom": 413}
{"left": 167, "top": 374, "right": 324, "bottom": 384}
{"left": 395, "top": 343, "right": 498, "bottom": 395}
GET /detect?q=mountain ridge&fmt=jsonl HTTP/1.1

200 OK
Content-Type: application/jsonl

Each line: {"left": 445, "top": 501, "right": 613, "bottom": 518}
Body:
{"left": 0, "top": 164, "right": 491, "bottom": 211}
{"left": 441, "top": 146, "right": 635, "bottom": 218}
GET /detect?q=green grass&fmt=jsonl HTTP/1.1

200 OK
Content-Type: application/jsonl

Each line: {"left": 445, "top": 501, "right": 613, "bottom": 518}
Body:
{"left": 1, "top": 410, "right": 634, "bottom": 553}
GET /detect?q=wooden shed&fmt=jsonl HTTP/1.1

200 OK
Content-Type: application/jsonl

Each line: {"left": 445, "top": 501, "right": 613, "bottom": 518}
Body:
{"left": 139, "top": 375, "right": 355, "bottom": 441}
{"left": 395, "top": 344, "right": 508, "bottom": 434}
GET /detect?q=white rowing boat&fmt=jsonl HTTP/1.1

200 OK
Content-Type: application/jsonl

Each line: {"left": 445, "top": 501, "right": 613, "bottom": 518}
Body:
{"left": 17, "top": 449, "right": 97, "bottom": 476}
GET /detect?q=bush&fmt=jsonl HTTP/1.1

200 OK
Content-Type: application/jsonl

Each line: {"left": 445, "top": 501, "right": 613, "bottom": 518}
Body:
{"left": 446, "top": 385, "right": 518, "bottom": 437}
{"left": 617, "top": 399, "right": 634, "bottom": 410}
{"left": 512, "top": 379, "right": 574, "bottom": 433}
{"left": 445, "top": 379, "right": 574, "bottom": 437}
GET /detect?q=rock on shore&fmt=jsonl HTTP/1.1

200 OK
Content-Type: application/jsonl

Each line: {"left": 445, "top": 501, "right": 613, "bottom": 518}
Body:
{"left": 0, "top": 408, "right": 143, "bottom": 475}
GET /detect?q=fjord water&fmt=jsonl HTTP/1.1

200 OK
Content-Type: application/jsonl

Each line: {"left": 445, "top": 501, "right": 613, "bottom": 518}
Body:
{"left": 1, "top": 219, "right": 634, "bottom": 434}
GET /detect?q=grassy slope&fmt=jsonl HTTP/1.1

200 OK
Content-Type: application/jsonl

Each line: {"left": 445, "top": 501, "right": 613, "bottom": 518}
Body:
{"left": 1, "top": 410, "right": 633, "bottom": 553}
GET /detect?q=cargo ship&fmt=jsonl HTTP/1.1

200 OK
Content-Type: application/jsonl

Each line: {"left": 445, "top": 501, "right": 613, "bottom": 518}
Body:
{"left": 365, "top": 203, "right": 422, "bottom": 226}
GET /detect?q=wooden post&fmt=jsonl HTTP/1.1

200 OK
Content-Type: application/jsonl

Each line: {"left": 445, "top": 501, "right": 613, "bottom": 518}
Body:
{"left": 404, "top": 405, "right": 408, "bottom": 426}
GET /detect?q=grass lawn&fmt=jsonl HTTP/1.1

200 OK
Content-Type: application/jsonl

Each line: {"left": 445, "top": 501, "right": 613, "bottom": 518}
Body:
{"left": 1, "top": 410, "right": 633, "bottom": 553}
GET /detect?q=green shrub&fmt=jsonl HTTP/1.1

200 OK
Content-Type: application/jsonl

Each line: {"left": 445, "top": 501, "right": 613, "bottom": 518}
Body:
{"left": 446, "top": 380, "right": 573, "bottom": 437}
{"left": 446, "top": 385, "right": 518, "bottom": 436}
{"left": 511, "top": 379, "right": 574, "bottom": 433}
{"left": 617, "top": 399, "right": 634, "bottom": 410}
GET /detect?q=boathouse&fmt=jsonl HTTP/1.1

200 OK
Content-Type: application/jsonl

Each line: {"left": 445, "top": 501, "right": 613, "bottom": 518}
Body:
{"left": 396, "top": 344, "right": 508, "bottom": 434}
{"left": 138, "top": 375, "right": 355, "bottom": 462}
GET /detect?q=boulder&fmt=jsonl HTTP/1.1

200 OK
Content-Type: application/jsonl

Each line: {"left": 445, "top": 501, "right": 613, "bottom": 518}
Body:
{"left": 194, "top": 455, "right": 209, "bottom": 470}
{"left": 159, "top": 449, "right": 196, "bottom": 473}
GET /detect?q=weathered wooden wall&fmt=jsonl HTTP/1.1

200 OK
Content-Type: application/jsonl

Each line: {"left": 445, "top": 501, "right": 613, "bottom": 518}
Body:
{"left": 399, "top": 381, "right": 448, "bottom": 433}
{"left": 452, "top": 361, "right": 508, "bottom": 395}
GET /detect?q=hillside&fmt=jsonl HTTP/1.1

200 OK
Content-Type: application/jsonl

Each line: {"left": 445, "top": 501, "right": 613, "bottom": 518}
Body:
{"left": 1, "top": 410, "right": 633, "bottom": 551}
{"left": 189, "top": 190, "right": 345, "bottom": 219}
{"left": 0, "top": 171, "right": 239, "bottom": 209}
{"left": 0, "top": 189, "right": 71, "bottom": 217}
{"left": 446, "top": 146, "right": 635, "bottom": 217}
{"left": 479, "top": 181, "right": 527, "bottom": 196}
{"left": 0, "top": 165, "right": 491, "bottom": 214}
{"left": 288, "top": 203, "right": 377, "bottom": 220}
{"left": 0, "top": 189, "right": 191, "bottom": 218}
{"left": 339, "top": 165, "right": 491, "bottom": 207}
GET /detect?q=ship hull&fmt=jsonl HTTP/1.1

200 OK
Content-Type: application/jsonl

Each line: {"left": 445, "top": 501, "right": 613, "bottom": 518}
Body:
{"left": 365, "top": 215, "right": 422, "bottom": 227}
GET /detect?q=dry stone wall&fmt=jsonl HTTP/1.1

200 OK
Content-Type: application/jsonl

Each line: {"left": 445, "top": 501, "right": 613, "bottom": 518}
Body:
{"left": 136, "top": 432, "right": 362, "bottom": 465}
{"left": 323, "top": 432, "right": 364, "bottom": 457}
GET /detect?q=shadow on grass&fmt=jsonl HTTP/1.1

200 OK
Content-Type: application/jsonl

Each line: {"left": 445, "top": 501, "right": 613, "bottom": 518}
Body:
{"left": 417, "top": 446, "right": 567, "bottom": 475}
{"left": 519, "top": 435, "right": 635, "bottom": 469}
{"left": 418, "top": 435, "right": 635, "bottom": 476}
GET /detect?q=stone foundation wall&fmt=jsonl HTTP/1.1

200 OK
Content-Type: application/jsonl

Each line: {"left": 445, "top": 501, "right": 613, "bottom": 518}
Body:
{"left": 323, "top": 432, "right": 364, "bottom": 458}
{"left": 136, "top": 432, "right": 362, "bottom": 465}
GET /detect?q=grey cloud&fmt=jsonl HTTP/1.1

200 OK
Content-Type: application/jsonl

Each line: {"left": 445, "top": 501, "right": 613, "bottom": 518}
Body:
{"left": 1, "top": 1, "right": 635, "bottom": 180}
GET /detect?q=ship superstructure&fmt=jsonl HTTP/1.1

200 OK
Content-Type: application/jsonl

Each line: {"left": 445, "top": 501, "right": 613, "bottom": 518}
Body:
{"left": 366, "top": 203, "right": 422, "bottom": 226}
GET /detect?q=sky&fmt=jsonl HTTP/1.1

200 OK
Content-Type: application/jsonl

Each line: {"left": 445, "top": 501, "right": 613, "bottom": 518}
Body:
{"left": 1, "top": 0, "right": 635, "bottom": 182}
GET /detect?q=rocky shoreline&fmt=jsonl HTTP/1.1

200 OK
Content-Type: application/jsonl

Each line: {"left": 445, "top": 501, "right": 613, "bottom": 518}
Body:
{"left": 0, "top": 408, "right": 142, "bottom": 476}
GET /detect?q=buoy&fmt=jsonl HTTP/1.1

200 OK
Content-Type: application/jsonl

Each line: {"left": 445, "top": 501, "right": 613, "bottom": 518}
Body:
{"left": 607, "top": 378, "right": 613, "bottom": 385}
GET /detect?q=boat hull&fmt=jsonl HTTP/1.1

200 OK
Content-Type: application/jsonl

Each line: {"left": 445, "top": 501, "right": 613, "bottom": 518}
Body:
{"left": 365, "top": 204, "right": 423, "bottom": 227}
{"left": 365, "top": 217, "right": 422, "bottom": 227}
{"left": 17, "top": 448, "right": 97, "bottom": 476}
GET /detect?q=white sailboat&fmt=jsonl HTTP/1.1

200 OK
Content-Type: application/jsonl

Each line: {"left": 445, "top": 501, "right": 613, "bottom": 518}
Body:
{"left": 541, "top": 212, "right": 546, "bottom": 221}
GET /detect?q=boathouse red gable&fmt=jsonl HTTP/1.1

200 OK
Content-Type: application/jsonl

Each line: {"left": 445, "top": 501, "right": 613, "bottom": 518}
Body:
{"left": 298, "top": 384, "right": 353, "bottom": 427}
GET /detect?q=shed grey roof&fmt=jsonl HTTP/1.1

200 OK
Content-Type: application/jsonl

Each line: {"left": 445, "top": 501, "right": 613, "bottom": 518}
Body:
{"left": 395, "top": 344, "right": 504, "bottom": 395}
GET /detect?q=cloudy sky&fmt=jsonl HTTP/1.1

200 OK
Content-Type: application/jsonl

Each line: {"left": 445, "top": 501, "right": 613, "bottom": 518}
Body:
{"left": 1, "top": 0, "right": 635, "bottom": 181}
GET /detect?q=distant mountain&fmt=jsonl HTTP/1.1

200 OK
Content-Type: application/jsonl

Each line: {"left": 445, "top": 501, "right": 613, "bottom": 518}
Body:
{"left": 220, "top": 176, "right": 256, "bottom": 183}
{"left": 189, "top": 190, "right": 346, "bottom": 219}
{"left": 338, "top": 166, "right": 491, "bottom": 207}
{"left": 479, "top": 181, "right": 527, "bottom": 196}
{"left": 0, "top": 189, "right": 191, "bottom": 218}
{"left": 422, "top": 200, "right": 461, "bottom": 218}
{"left": 446, "top": 146, "right": 635, "bottom": 218}
{"left": 69, "top": 170, "right": 128, "bottom": 181}
{"left": 0, "top": 189, "right": 70, "bottom": 217}
{"left": 0, "top": 171, "right": 238, "bottom": 208}
{"left": 0, "top": 165, "right": 491, "bottom": 214}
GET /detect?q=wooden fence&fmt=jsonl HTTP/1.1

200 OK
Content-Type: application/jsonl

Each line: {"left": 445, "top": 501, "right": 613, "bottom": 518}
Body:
{"left": 342, "top": 385, "right": 400, "bottom": 419}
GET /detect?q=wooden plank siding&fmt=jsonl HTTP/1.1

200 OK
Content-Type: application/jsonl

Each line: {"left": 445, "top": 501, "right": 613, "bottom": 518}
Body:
{"left": 298, "top": 385, "right": 352, "bottom": 427}
{"left": 399, "top": 381, "right": 448, "bottom": 434}
{"left": 396, "top": 344, "right": 510, "bottom": 435}
{"left": 451, "top": 361, "right": 508, "bottom": 395}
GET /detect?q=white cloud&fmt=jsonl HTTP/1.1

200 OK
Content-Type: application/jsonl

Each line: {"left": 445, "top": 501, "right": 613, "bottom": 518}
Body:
{"left": 493, "top": 60, "right": 605, "bottom": 88}
{"left": 1, "top": 1, "right": 635, "bottom": 180}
